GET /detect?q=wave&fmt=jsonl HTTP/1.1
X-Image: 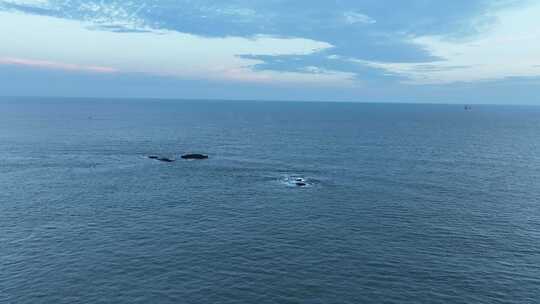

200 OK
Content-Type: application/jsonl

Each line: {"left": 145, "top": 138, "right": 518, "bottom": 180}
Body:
{"left": 279, "top": 174, "right": 316, "bottom": 188}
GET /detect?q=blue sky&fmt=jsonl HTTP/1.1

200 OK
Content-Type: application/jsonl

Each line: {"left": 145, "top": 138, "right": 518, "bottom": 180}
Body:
{"left": 1, "top": 0, "right": 539, "bottom": 103}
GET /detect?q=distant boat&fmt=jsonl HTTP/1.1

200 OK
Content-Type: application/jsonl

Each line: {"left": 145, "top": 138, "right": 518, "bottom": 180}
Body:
{"left": 464, "top": 105, "right": 472, "bottom": 110}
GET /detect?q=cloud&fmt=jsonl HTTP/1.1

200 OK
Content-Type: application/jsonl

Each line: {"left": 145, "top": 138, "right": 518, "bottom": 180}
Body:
{"left": 1, "top": 0, "right": 468, "bottom": 62}
{"left": 1, "top": 0, "right": 49, "bottom": 7}
{"left": 74, "top": 1, "right": 149, "bottom": 31}
{"left": 343, "top": 11, "right": 376, "bottom": 25}
{"left": 0, "top": 57, "right": 118, "bottom": 73}
{"left": 0, "top": 0, "right": 151, "bottom": 31}
{"left": 206, "top": 6, "right": 257, "bottom": 17}
{"left": 1, "top": 0, "right": 538, "bottom": 92}
{"left": 364, "top": 2, "right": 540, "bottom": 84}
{"left": 0, "top": 11, "right": 355, "bottom": 86}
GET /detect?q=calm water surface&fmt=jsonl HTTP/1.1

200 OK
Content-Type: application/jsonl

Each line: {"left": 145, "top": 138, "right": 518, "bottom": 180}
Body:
{"left": 1, "top": 98, "right": 539, "bottom": 303}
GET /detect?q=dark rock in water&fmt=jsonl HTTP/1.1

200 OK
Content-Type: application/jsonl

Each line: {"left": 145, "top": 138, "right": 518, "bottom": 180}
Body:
{"left": 157, "top": 157, "right": 176, "bottom": 163}
{"left": 296, "top": 182, "right": 307, "bottom": 187}
{"left": 181, "top": 153, "right": 209, "bottom": 160}
{"left": 148, "top": 155, "right": 176, "bottom": 162}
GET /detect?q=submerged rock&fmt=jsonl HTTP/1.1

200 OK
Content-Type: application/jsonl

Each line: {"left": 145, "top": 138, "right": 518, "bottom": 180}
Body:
{"left": 295, "top": 177, "right": 307, "bottom": 186}
{"left": 281, "top": 175, "right": 312, "bottom": 187}
{"left": 181, "top": 153, "right": 209, "bottom": 160}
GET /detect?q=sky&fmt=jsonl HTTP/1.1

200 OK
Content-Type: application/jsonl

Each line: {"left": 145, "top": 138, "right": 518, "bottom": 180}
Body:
{"left": 1, "top": 0, "right": 540, "bottom": 104}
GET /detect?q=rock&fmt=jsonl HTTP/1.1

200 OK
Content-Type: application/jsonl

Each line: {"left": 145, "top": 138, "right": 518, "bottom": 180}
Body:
{"left": 148, "top": 155, "right": 175, "bottom": 162}
{"left": 157, "top": 157, "right": 176, "bottom": 162}
{"left": 181, "top": 153, "right": 209, "bottom": 160}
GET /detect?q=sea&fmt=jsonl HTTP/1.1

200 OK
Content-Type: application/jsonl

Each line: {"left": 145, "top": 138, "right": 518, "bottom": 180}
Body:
{"left": 1, "top": 97, "right": 539, "bottom": 304}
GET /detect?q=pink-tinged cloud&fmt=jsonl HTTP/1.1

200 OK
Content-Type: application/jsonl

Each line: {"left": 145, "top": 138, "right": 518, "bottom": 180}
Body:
{"left": 0, "top": 57, "right": 118, "bottom": 73}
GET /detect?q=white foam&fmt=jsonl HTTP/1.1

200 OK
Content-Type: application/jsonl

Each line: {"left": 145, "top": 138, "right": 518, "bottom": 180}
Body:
{"left": 280, "top": 175, "right": 312, "bottom": 188}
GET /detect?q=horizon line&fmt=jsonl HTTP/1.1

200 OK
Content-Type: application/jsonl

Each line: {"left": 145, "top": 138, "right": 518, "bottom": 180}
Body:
{"left": 1, "top": 95, "right": 538, "bottom": 107}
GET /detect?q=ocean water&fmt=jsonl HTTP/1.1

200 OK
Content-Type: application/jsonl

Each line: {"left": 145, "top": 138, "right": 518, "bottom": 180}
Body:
{"left": 1, "top": 97, "right": 540, "bottom": 304}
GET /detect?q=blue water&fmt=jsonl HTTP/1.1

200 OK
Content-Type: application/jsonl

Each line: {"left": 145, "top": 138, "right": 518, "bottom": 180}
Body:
{"left": 1, "top": 97, "right": 540, "bottom": 303}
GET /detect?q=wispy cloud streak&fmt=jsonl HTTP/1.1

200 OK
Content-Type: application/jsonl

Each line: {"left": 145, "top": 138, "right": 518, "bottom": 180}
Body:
{"left": 0, "top": 57, "right": 118, "bottom": 73}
